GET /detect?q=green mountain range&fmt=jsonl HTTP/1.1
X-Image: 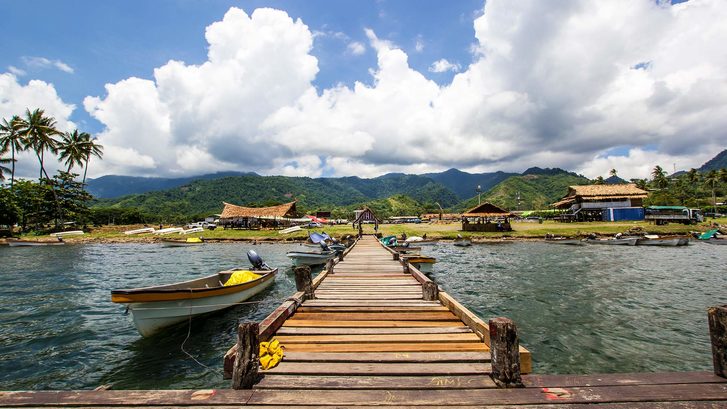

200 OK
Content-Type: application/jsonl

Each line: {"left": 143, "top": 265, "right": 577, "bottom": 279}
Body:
{"left": 700, "top": 149, "right": 727, "bottom": 172}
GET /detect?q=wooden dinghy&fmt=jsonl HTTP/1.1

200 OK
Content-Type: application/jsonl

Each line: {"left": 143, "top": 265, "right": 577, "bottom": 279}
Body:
{"left": 584, "top": 237, "right": 638, "bottom": 246}
{"left": 6, "top": 238, "right": 65, "bottom": 247}
{"left": 636, "top": 236, "right": 689, "bottom": 246}
{"left": 401, "top": 255, "right": 437, "bottom": 273}
{"left": 112, "top": 251, "right": 277, "bottom": 336}
{"left": 160, "top": 237, "right": 204, "bottom": 247}
{"left": 544, "top": 237, "right": 584, "bottom": 245}
{"left": 286, "top": 250, "right": 336, "bottom": 266}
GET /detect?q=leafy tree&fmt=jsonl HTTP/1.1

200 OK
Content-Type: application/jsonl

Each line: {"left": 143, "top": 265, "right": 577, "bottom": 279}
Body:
{"left": 12, "top": 180, "right": 55, "bottom": 231}
{"left": 0, "top": 115, "right": 25, "bottom": 189}
{"left": 52, "top": 171, "right": 93, "bottom": 225}
{"left": 0, "top": 188, "right": 19, "bottom": 227}
{"left": 593, "top": 176, "right": 605, "bottom": 185}
{"left": 704, "top": 170, "right": 720, "bottom": 215}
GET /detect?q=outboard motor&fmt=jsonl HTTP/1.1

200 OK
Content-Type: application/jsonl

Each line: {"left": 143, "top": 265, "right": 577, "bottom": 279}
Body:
{"left": 320, "top": 243, "right": 330, "bottom": 252}
{"left": 247, "top": 250, "right": 270, "bottom": 270}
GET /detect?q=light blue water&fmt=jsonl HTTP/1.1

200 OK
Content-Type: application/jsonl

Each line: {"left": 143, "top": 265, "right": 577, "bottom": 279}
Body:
{"left": 0, "top": 241, "right": 725, "bottom": 390}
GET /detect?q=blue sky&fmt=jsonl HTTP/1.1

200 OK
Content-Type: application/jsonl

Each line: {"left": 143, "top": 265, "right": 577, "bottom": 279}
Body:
{"left": 2, "top": 0, "right": 481, "bottom": 134}
{"left": 1, "top": 0, "right": 725, "bottom": 180}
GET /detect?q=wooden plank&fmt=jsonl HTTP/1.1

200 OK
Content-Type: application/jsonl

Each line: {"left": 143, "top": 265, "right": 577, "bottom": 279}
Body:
{"left": 296, "top": 306, "right": 450, "bottom": 312}
{"left": 313, "top": 294, "right": 423, "bottom": 300}
{"left": 281, "top": 351, "right": 490, "bottom": 363}
{"left": 300, "top": 301, "right": 441, "bottom": 307}
{"left": 246, "top": 383, "right": 727, "bottom": 406}
{"left": 282, "top": 342, "right": 489, "bottom": 353}
{"left": 275, "top": 333, "right": 481, "bottom": 344}
{"left": 0, "top": 390, "right": 254, "bottom": 406}
{"left": 523, "top": 371, "right": 727, "bottom": 388}
{"left": 282, "top": 320, "right": 463, "bottom": 328}
{"left": 264, "top": 362, "right": 490, "bottom": 375}
{"left": 255, "top": 374, "right": 497, "bottom": 390}
{"left": 438, "top": 291, "right": 489, "bottom": 344}
{"left": 288, "top": 312, "right": 459, "bottom": 321}
{"left": 276, "top": 326, "right": 474, "bottom": 335}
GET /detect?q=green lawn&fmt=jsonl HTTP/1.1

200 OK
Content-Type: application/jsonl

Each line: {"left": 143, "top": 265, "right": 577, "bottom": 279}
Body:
{"left": 24, "top": 217, "right": 724, "bottom": 243}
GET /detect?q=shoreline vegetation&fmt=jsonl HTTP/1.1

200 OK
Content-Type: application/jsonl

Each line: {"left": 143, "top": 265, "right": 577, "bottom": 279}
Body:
{"left": 2, "top": 218, "right": 724, "bottom": 244}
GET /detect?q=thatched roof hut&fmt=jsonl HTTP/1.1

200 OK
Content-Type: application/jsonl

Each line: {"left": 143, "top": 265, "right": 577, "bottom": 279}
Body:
{"left": 219, "top": 201, "right": 299, "bottom": 229}
{"left": 552, "top": 184, "right": 648, "bottom": 208}
{"left": 462, "top": 202, "right": 513, "bottom": 218}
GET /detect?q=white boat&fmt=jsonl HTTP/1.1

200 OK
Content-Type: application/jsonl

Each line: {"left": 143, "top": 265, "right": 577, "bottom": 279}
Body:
{"left": 636, "top": 237, "right": 689, "bottom": 246}
{"left": 112, "top": 253, "right": 277, "bottom": 336}
{"left": 286, "top": 250, "right": 336, "bottom": 266}
{"left": 584, "top": 238, "right": 638, "bottom": 246}
{"left": 124, "top": 227, "right": 155, "bottom": 235}
{"left": 453, "top": 235, "right": 472, "bottom": 247}
{"left": 181, "top": 227, "right": 204, "bottom": 235}
{"left": 279, "top": 226, "right": 302, "bottom": 234}
{"left": 153, "top": 227, "right": 184, "bottom": 235}
{"left": 50, "top": 230, "right": 84, "bottom": 237}
{"left": 404, "top": 236, "right": 438, "bottom": 246}
{"left": 7, "top": 238, "right": 65, "bottom": 247}
{"left": 544, "top": 237, "right": 584, "bottom": 245}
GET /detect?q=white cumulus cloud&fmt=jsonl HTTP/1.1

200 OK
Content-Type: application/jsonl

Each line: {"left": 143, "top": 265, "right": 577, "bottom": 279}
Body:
{"left": 81, "top": 1, "right": 727, "bottom": 180}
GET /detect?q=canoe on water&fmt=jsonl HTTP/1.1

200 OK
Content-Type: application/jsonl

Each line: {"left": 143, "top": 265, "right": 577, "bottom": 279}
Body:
{"left": 112, "top": 250, "right": 276, "bottom": 336}
{"left": 160, "top": 237, "right": 204, "bottom": 247}
{"left": 584, "top": 238, "right": 638, "bottom": 246}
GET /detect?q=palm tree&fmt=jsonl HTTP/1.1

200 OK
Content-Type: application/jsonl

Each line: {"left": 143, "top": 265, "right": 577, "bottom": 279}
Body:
{"left": 651, "top": 165, "right": 669, "bottom": 189}
{"left": 58, "top": 130, "right": 90, "bottom": 173}
{"left": 0, "top": 155, "right": 12, "bottom": 182}
{"left": 15, "top": 108, "right": 60, "bottom": 181}
{"left": 704, "top": 170, "right": 720, "bottom": 217}
{"left": 81, "top": 136, "right": 103, "bottom": 186}
{"left": 609, "top": 168, "right": 618, "bottom": 178}
{"left": 0, "top": 115, "right": 25, "bottom": 189}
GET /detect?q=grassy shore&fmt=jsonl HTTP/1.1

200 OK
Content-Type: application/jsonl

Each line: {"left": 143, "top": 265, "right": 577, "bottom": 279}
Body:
{"left": 5, "top": 218, "right": 724, "bottom": 244}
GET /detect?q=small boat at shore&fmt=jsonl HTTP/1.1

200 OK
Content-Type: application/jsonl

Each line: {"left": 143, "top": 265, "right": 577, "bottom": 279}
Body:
{"left": 703, "top": 238, "right": 727, "bottom": 245}
{"left": 50, "top": 230, "right": 84, "bottom": 237}
{"left": 636, "top": 236, "right": 689, "bottom": 246}
{"left": 160, "top": 237, "right": 204, "bottom": 247}
{"left": 287, "top": 250, "right": 337, "bottom": 266}
{"left": 153, "top": 227, "right": 184, "bottom": 235}
{"left": 453, "top": 235, "right": 472, "bottom": 247}
{"left": 402, "top": 255, "right": 437, "bottom": 273}
{"left": 279, "top": 225, "right": 302, "bottom": 234}
{"left": 584, "top": 237, "right": 638, "bottom": 246}
{"left": 404, "top": 236, "right": 438, "bottom": 246}
{"left": 544, "top": 237, "right": 584, "bottom": 245}
{"left": 7, "top": 238, "right": 65, "bottom": 247}
{"left": 124, "top": 227, "right": 155, "bottom": 235}
{"left": 112, "top": 251, "right": 277, "bottom": 336}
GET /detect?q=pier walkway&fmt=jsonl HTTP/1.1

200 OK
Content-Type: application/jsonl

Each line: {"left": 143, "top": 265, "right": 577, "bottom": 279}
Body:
{"left": 2, "top": 235, "right": 726, "bottom": 407}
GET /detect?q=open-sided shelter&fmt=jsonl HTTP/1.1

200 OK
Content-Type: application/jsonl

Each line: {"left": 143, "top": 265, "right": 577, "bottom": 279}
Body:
{"left": 552, "top": 184, "right": 648, "bottom": 221}
{"left": 219, "top": 201, "right": 299, "bottom": 229}
{"left": 461, "top": 202, "right": 513, "bottom": 232}
{"left": 352, "top": 207, "right": 380, "bottom": 232}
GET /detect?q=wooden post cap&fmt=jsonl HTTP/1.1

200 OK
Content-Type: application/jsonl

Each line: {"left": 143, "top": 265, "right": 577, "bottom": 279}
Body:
{"left": 293, "top": 265, "right": 314, "bottom": 300}
{"left": 489, "top": 317, "right": 524, "bottom": 388}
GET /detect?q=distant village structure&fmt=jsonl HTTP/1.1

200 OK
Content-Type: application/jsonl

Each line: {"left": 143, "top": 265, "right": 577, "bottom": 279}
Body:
{"left": 552, "top": 184, "right": 649, "bottom": 222}
{"left": 461, "top": 202, "right": 513, "bottom": 232}
{"left": 218, "top": 201, "right": 300, "bottom": 229}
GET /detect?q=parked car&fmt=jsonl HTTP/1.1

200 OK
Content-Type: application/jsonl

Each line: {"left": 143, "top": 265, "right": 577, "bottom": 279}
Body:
{"left": 187, "top": 221, "right": 217, "bottom": 230}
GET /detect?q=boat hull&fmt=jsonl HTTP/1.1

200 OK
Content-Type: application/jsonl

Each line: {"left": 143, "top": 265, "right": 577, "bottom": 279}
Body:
{"left": 636, "top": 238, "right": 689, "bottom": 246}
{"left": 127, "top": 276, "right": 275, "bottom": 337}
{"left": 453, "top": 240, "right": 472, "bottom": 247}
{"left": 287, "top": 251, "right": 336, "bottom": 266}
{"left": 544, "top": 239, "right": 584, "bottom": 245}
{"left": 585, "top": 238, "right": 638, "bottom": 246}
{"left": 160, "top": 240, "right": 203, "bottom": 247}
{"left": 7, "top": 239, "right": 65, "bottom": 247}
{"left": 703, "top": 238, "right": 727, "bottom": 245}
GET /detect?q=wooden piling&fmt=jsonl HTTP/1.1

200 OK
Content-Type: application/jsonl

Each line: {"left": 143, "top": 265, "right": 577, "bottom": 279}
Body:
{"left": 489, "top": 317, "right": 524, "bottom": 388}
{"left": 422, "top": 281, "right": 438, "bottom": 301}
{"left": 393, "top": 252, "right": 400, "bottom": 261}
{"left": 294, "top": 266, "right": 315, "bottom": 300}
{"left": 708, "top": 305, "right": 727, "bottom": 378}
{"left": 231, "top": 322, "right": 259, "bottom": 389}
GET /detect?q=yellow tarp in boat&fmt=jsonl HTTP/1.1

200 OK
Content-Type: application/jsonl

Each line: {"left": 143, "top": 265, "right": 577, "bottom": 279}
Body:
{"left": 224, "top": 270, "right": 261, "bottom": 286}
{"left": 186, "top": 237, "right": 203, "bottom": 243}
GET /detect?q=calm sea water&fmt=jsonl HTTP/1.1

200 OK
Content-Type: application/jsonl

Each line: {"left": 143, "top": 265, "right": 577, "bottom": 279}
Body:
{"left": 0, "top": 240, "right": 725, "bottom": 390}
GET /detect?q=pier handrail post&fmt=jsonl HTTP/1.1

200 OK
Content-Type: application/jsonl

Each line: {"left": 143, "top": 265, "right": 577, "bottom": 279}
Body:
{"left": 232, "top": 321, "right": 259, "bottom": 389}
{"left": 393, "top": 252, "right": 399, "bottom": 261}
{"left": 422, "top": 281, "right": 438, "bottom": 301}
{"left": 294, "top": 265, "right": 315, "bottom": 300}
{"left": 489, "top": 317, "right": 524, "bottom": 388}
{"left": 708, "top": 305, "right": 727, "bottom": 378}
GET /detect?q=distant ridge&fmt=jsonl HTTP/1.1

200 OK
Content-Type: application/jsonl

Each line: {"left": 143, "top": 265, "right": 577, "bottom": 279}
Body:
{"left": 86, "top": 171, "right": 257, "bottom": 198}
{"left": 423, "top": 168, "right": 517, "bottom": 200}
{"left": 699, "top": 149, "right": 727, "bottom": 172}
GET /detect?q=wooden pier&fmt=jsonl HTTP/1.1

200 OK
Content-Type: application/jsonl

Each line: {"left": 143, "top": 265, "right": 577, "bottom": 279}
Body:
{"left": 2, "top": 235, "right": 727, "bottom": 407}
